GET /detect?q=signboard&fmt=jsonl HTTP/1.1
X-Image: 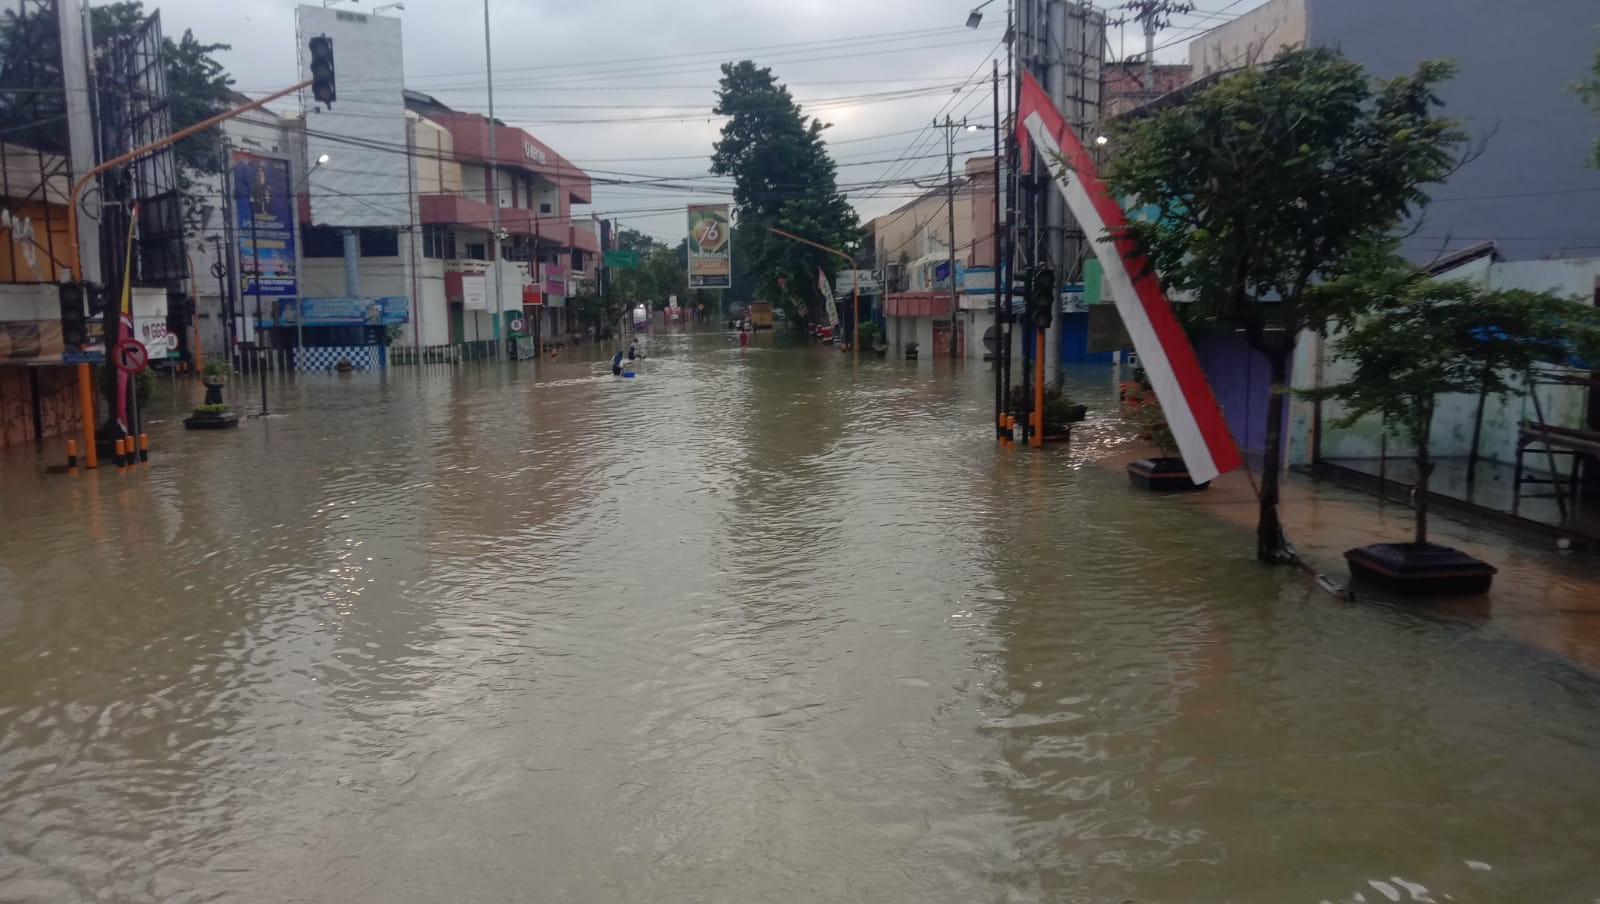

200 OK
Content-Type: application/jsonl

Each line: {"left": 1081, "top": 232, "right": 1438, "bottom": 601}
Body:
{"left": 543, "top": 263, "right": 567, "bottom": 297}
{"left": 462, "top": 275, "right": 488, "bottom": 311}
{"left": 231, "top": 151, "right": 298, "bottom": 298}
{"left": 113, "top": 337, "right": 148, "bottom": 374}
{"left": 165, "top": 333, "right": 181, "bottom": 357}
{"left": 271, "top": 297, "right": 410, "bottom": 326}
{"left": 508, "top": 317, "right": 525, "bottom": 334}
{"left": 686, "top": 204, "right": 732, "bottom": 290}
{"left": 835, "top": 270, "right": 884, "bottom": 293}
{"left": 604, "top": 249, "right": 639, "bottom": 269}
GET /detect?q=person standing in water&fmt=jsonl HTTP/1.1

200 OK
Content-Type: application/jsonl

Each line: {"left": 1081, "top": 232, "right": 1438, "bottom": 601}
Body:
{"left": 612, "top": 349, "right": 625, "bottom": 376}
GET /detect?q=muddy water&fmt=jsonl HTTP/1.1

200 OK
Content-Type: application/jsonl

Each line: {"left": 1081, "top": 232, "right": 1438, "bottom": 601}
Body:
{"left": 2, "top": 330, "right": 1598, "bottom": 903}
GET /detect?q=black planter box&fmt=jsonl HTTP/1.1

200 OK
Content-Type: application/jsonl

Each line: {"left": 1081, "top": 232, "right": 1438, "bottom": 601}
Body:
{"left": 184, "top": 411, "right": 241, "bottom": 430}
{"left": 1127, "top": 457, "right": 1209, "bottom": 492}
{"left": 1346, "top": 543, "right": 1497, "bottom": 597}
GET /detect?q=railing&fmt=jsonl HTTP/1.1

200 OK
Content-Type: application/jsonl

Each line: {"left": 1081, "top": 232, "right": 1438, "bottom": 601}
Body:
{"left": 389, "top": 344, "right": 462, "bottom": 366}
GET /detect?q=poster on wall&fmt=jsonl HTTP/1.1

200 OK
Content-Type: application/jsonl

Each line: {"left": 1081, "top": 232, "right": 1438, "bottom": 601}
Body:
{"left": 686, "top": 204, "right": 731, "bottom": 290}
{"left": 231, "top": 150, "right": 297, "bottom": 298}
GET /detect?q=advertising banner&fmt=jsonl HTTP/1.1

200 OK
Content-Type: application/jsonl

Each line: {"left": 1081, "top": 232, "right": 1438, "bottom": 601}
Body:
{"left": 817, "top": 268, "right": 839, "bottom": 328}
{"left": 686, "top": 204, "right": 731, "bottom": 289}
{"left": 271, "top": 297, "right": 409, "bottom": 326}
{"left": 231, "top": 150, "right": 297, "bottom": 298}
{"left": 543, "top": 263, "right": 567, "bottom": 297}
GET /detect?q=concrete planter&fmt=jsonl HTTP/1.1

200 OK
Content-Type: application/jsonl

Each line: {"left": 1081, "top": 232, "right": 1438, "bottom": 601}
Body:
{"left": 1345, "top": 543, "right": 1497, "bottom": 597}
{"left": 184, "top": 410, "right": 240, "bottom": 430}
{"left": 1127, "top": 457, "right": 1210, "bottom": 492}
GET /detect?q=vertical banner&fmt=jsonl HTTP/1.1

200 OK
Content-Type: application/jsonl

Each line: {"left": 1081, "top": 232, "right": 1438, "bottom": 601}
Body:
{"left": 231, "top": 151, "right": 298, "bottom": 299}
{"left": 686, "top": 204, "right": 732, "bottom": 289}
{"left": 817, "top": 268, "right": 839, "bottom": 329}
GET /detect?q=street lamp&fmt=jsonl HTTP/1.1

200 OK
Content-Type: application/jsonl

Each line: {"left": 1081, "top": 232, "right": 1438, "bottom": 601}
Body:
{"left": 1095, "top": 135, "right": 1109, "bottom": 146}
{"left": 966, "top": 0, "right": 1000, "bottom": 28}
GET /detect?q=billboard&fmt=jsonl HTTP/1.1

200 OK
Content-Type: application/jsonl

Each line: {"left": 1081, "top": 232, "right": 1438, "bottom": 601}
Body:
{"left": 231, "top": 151, "right": 297, "bottom": 297}
{"left": 543, "top": 263, "right": 567, "bottom": 297}
{"left": 296, "top": 5, "right": 408, "bottom": 227}
{"left": 462, "top": 275, "right": 487, "bottom": 310}
{"left": 271, "top": 296, "right": 409, "bottom": 326}
{"left": 686, "top": 204, "right": 731, "bottom": 289}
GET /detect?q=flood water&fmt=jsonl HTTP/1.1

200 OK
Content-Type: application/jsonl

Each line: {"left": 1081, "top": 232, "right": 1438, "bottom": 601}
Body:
{"left": 3, "top": 328, "right": 1599, "bottom": 903}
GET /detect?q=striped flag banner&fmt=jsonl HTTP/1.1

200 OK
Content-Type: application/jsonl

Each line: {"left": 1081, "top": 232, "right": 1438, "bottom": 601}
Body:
{"left": 1017, "top": 71, "right": 1241, "bottom": 484}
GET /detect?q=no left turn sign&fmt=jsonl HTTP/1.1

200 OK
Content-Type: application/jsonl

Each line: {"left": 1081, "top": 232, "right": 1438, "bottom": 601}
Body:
{"left": 114, "top": 338, "right": 148, "bottom": 374}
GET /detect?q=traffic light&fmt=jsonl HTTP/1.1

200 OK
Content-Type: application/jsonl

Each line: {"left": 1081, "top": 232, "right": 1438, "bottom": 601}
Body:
{"left": 1029, "top": 266, "right": 1056, "bottom": 331}
{"left": 308, "top": 35, "right": 336, "bottom": 106}
{"left": 58, "top": 282, "right": 86, "bottom": 347}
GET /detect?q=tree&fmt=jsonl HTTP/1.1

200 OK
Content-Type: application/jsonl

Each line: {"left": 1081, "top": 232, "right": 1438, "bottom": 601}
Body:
{"left": 1101, "top": 48, "right": 1465, "bottom": 563}
{"left": 1576, "top": 42, "right": 1600, "bottom": 167}
{"left": 710, "top": 60, "right": 858, "bottom": 321}
{"left": 1305, "top": 265, "right": 1600, "bottom": 546}
{"left": 91, "top": 3, "right": 235, "bottom": 177}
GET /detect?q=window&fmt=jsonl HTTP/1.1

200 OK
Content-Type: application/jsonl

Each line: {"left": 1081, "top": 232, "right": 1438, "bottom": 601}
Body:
{"left": 464, "top": 242, "right": 487, "bottom": 261}
{"left": 360, "top": 228, "right": 399, "bottom": 258}
{"left": 423, "top": 224, "right": 454, "bottom": 259}
{"left": 302, "top": 226, "right": 344, "bottom": 258}
{"left": 539, "top": 202, "right": 552, "bottom": 215}
{"left": 570, "top": 250, "right": 585, "bottom": 271}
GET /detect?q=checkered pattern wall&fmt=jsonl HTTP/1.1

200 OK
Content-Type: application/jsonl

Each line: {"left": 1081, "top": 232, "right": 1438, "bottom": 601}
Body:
{"left": 295, "top": 345, "right": 375, "bottom": 372}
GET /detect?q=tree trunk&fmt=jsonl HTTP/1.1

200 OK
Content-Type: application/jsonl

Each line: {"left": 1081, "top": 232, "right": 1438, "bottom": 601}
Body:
{"left": 1256, "top": 351, "right": 1290, "bottom": 563}
{"left": 1414, "top": 402, "right": 1435, "bottom": 547}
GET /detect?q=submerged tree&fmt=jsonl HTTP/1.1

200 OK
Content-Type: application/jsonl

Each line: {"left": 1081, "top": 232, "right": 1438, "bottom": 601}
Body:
{"left": 711, "top": 60, "right": 858, "bottom": 321}
{"left": 1102, "top": 48, "right": 1466, "bottom": 563}
{"left": 1306, "top": 266, "right": 1600, "bottom": 546}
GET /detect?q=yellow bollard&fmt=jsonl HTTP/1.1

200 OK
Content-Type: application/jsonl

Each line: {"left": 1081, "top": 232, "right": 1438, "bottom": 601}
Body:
{"left": 114, "top": 438, "right": 126, "bottom": 472}
{"left": 138, "top": 433, "right": 150, "bottom": 465}
{"left": 66, "top": 439, "right": 78, "bottom": 474}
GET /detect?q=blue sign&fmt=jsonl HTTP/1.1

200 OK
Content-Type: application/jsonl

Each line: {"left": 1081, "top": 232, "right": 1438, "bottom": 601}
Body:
{"left": 62, "top": 348, "right": 104, "bottom": 364}
{"left": 268, "top": 297, "right": 410, "bottom": 327}
{"left": 231, "top": 150, "right": 297, "bottom": 298}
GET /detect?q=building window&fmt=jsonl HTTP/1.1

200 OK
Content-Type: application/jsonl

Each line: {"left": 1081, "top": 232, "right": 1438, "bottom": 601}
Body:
{"left": 302, "top": 226, "right": 344, "bottom": 258}
{"left": 539, "top": 202, "right": 552, "bottom": 215}
{"left": 570, "top": 249, "right": 585, "bottom": 271}
{"left": 422, "top": 224, "right": 454, "bottom": 259}
{"left": 360, "top": 228, "right": 400, "bottom": 258}
{"left": 464, "top": 242, "right": 487, "bottom": 261}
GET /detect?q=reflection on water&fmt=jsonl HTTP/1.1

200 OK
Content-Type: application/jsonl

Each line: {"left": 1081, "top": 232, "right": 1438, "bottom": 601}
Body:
{"left": 1, "top": 332, "right": 1598, "bottom": 903}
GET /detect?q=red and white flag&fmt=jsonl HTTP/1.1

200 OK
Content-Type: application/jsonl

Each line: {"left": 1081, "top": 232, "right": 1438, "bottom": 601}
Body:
{"left": 1017, "top": 71, "right": 1241, "bottom": 483}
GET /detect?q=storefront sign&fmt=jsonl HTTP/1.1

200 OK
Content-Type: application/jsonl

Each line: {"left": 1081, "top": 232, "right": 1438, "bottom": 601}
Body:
{"left": 462, "top": 275, "right": 488, "bottom": 311}
{"left": 270, "top": 297, "right": 410, "bottom": 326}
{"left": 543, "top": 263, "right": 567, "bottom": 297}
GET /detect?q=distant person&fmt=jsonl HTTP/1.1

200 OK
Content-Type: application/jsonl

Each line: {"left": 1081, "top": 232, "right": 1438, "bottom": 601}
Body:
{"left": 612, "top": 349, "right": 624, "bottom": 376}
{"left": 627, "top": 340, "right": 641, "bottom": 361}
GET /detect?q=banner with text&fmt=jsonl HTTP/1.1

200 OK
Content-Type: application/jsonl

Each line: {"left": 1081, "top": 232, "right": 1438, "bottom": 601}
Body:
{"left": 231, "top": 150, "right": 297, "bottom": 298}
{"left": 686, "top": 204, "right": 732, "bottom": 290}
{"left": 270, "top": 297, "right": 410, "bottom": 326}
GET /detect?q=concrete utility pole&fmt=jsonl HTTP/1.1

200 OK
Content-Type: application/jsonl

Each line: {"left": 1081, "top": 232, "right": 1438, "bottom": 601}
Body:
{"left": 936, "top": 115, "right": 967, "bottom": 361}
{"left": 483, "top": 0, "right": 505, "bottom": 361}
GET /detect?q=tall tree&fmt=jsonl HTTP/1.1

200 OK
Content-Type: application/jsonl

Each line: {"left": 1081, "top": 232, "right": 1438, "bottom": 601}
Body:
{"left": 91, "top": 3, "right": 235, "bottom": 177}
{"left": 710, "top": 60, "right": 858, "bottom": 321}
{"left": 1102, "top": 48, "right": 1464, "bottom": 564}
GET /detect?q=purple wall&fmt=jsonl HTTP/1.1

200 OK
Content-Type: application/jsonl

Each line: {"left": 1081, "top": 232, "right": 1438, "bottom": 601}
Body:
{"left": 1188, "top": 328, "right": 1278, "bottom": 471}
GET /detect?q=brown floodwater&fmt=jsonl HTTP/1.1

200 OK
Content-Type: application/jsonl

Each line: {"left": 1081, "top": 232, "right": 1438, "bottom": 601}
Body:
{"left": 2, "top": 329, "right": 1599, "bottom": 903}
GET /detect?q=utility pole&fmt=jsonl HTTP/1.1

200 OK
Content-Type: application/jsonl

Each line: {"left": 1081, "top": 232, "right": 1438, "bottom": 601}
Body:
{"left": 483, "top": 0, "right": 505, "bottom": 362}
{"left": 936, "top": 115, "right": 968, "bottom": 362}
{"left": 1116, "top": 1, "right": 1193, "bottom": 100}
{"left": 250, "top": 212, "right": 268, "bottom": 415}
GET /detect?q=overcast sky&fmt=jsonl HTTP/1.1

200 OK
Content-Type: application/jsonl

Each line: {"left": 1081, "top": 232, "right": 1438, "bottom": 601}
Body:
{"left": 149, "top": 0, "right": 1227, "bottom": 243}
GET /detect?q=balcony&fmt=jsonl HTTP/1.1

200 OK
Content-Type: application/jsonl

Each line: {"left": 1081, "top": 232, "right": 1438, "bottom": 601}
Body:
{"left": 421, "top": 112, "right": 593, "bottom": 205}
{"left": 419, "top": 195, "right": 599, "bottom": 254}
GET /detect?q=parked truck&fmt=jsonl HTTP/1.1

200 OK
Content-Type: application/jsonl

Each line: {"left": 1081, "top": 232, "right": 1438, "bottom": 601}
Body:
{"left": 748, "top": 301, "right": 774, "bottom": 331}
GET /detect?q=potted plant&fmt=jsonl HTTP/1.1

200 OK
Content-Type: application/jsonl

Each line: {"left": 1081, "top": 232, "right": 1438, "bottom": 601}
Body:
{"left": 1122, "top": 379, "right": 1208, "bottom": 490}
{"left": 858, "top": 322, "right": 887, "bottom": 357}
{"left": 186, "top": 362, "right": 240, "bottom": 430}
{"left": 1009, "top": 381, "right": 1087, "bottom": 442}
{"left": 904, "top": 340, "right": 919, "bottom": 361}
{"left": 1305, "top": 268, "right": 1600, "bottom": 596}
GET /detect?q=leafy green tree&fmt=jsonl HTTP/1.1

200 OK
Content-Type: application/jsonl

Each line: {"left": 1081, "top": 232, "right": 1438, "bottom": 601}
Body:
{"left": 91, "top": 2, "right": 235, "bottom": 176}
{"left": 1576, "top": 43, "right": 1600, "bottom": 167}
{"left": 1305, "top": 265, "right": 1600, "bottom": 546}
{"left": 711, "top": 60, "right": 858, "bottom": 321}
{"left": 1101, "top": 48, "right": 1465, "bottom": 563}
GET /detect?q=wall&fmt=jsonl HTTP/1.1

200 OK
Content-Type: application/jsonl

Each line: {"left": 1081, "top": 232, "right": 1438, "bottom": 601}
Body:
{"left": 1188, "top": 0, "right": 1307, "bottom": 79}
{"left": 0, "top": 364, "right": 78, "bottom": 447}
{"left": 1305, "top": 0, "right": 1600, "bottom": 263}
{"left": 1189, "top": 327, "right": 1281, "bottom": 470}
{"left": 412, "top": 115, "right": 462, "bottom": 195}
{"left": 869, "top": 176, "right": 977, "bottom": 273}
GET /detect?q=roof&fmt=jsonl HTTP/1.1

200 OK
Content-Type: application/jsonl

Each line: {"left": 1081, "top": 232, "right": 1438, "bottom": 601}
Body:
{"left": 1425, "top": 241, "right": 1501, "bottom": 275}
